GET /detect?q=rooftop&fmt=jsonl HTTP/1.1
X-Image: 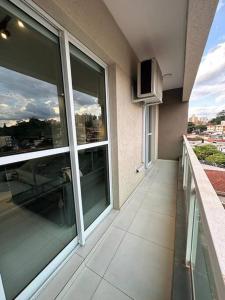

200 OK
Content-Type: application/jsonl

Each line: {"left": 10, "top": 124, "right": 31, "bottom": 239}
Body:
{"left": 205, "top": 169, "right": 225, "bottom": 194}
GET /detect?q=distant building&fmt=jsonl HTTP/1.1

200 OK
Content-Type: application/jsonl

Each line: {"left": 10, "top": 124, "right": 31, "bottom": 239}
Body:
{"left": 189, "top": 114, "right": 199, "bottom": 124}
{"left": 207, "top": 122, "right": 225, "bottom": 133}
{"left": 189, "top": 114, "right": 208, "bottom": 125}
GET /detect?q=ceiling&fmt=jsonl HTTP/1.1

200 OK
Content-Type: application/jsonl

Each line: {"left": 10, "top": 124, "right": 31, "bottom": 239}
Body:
{"left": 103, "top": 0, "right": 188, "bottom": 91}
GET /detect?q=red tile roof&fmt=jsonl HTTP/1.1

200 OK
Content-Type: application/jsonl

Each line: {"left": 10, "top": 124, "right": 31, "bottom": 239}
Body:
{"left": 205, "top": 170, "right": 225, "bottom": 193}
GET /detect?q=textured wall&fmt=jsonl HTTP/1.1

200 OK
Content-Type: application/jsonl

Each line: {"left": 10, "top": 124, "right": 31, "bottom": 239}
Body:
{"left": 33, "top": 0, "right": 144, "bottom": 208}
{"left": 115, "top": 66, "right": 144, "bottom": 207}
{"left": 158, "top": 88, "right": 188, "bottom": 160}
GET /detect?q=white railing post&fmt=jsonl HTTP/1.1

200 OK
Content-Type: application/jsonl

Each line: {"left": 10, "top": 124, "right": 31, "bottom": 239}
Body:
{"left": 182, "top": 141, "right": 185, "bottom": 167}
{"left": 183, "top": 150, "right": 188, "bottom": 190}
{"left": 185, "top": 176, "right": 196, "bottom": 266}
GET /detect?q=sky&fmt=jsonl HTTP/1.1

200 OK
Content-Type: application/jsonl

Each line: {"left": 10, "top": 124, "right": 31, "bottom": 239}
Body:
{"left": 0, "top": 65, "right": 101, "bottom": 128}
{"left": 189, "top": 0, "right": 225, "bottom": 120}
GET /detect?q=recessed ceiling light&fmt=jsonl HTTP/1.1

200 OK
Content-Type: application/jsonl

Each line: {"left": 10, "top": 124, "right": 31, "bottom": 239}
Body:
{"left": 17, "top": 20, "right": 25, "bottom": 28}
{"left": 1, "top": 32, "right": 7, "bottom": 39}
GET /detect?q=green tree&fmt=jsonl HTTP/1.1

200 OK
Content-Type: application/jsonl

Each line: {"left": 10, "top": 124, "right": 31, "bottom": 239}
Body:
{"left": 194, "top": 144, "right": 219, "bottom": 160}
{"left": 195, "top": 125, "right": 207, "bottom": 132}
{"left": 205, "top": 153, "right": 225, "bottom": 165}
{"left": 210, "top": 110, "right": 225, "bottom": 124}
{"left": 187, "top": 122, "right": 195, "bottom": 133}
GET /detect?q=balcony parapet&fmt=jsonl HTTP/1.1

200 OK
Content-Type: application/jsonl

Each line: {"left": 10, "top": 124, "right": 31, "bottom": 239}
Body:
{"left": 182, "top": 135, "right": 225, "bottom": 300}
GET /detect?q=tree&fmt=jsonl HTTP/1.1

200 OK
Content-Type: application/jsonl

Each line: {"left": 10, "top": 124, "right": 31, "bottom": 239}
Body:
{"left": 217, "top": 110, "right": 225, "bottom": 117}
{"left": 195, "top": 125, "right": 207, "bottom": 132}
{"left": 194, "top": 144, "right": 219, "bottom": 160}
{"left": 210, "top": 110, "right": 225, "bottom": 124}
{"left": 187, "top": 122, "right": 195, "bottom": 133}
{"left": 205, "top": 153, "right": 225, "bottom": 165}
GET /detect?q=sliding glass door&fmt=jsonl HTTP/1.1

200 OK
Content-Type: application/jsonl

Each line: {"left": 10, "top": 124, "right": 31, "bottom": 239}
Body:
{"left": 0, "top": 1, "right": 111, "bottom": 299}
{"left": 0, "top": 2, "right": 77, "bottom": 299}
{"left": 69, "top": 44, "right": 110, "bottom": 230}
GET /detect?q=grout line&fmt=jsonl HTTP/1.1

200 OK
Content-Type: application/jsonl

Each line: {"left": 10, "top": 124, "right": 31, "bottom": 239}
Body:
{"left": 102, "top": 277, "right": 135, "bottom": 299}
{"left": 86, "top": 266, "right": 134, "bottom": 300}
{"left": 57, "top": 162, "right": 178, "bottom": 299}
{"left": 137, "top": 206, "right": 176, "bottom": 218}
{"left": 126, "top": 227, "right": 175, "bottom": 253}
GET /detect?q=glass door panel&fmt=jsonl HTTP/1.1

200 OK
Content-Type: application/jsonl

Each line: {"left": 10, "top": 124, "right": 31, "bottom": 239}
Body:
{"left": 0, "top": 153, "right": 77, "bottom": 299}
{"left": 78, "top": 146, "right": 110, "bottom": 229}
{"left": 0, "top": 2, "right": 77, "bottom": 299}
{"left": 0, "top": 2, "right": 68, "bottom": 157}
{"left": 69, "top": 43, "right": 110, "bottom": 229}
{"left": 69, "top": 44, "right": 107, "bottom": 145}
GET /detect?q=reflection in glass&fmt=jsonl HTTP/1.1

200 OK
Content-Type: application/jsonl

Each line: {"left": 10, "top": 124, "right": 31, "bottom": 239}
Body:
{"left": 79, "top": 146, "right": 110, "bottom": 229}
{"left": 191, "top": 203, "right": 216, "bottom": 300}
{"left": 70, "top": 44, "right": 107, "bottom": 145}
{"left": 0, "top": 3, "right": 68, "bottom": 156}
{"left": 148, "top": 106, "right": 152, "bottom": 133}
{"left": 0, "top": 153, "right": 76, "bottom": 299}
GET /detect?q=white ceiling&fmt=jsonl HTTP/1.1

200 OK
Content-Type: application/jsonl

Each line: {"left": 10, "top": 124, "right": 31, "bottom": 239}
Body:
{"left": 103, "top": 0, "right": 188, "bottom": 91}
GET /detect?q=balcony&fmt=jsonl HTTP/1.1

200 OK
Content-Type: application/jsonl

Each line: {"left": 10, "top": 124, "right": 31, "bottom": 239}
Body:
{"left": 32, "top": 137, "right": 225, "bottom": 300}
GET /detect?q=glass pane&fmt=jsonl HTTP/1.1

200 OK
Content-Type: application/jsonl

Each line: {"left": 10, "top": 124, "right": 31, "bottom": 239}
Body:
{"left": 191, "top": 202, "right": 217, "bottom": 300}
{"left": 148, "top": 106, "right": 152, "bottom": 133}
{"left": 148, "top": 135, "right": 151, "bottom": 163}
{"left": 0, "top": 153, "right": 77, "bottom": 299}
{"left": 70, "top": 44, "right": 107, "bottom": 145}
{"left": 0, "top": 2, "right": 68, "bottom": 157}
{"left": 79, "top": 146, "right": 110, "bottom": 229}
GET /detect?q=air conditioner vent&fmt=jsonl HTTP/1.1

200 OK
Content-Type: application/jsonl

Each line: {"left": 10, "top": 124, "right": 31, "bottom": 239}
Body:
{"left": 132, "top": 58, "right": 163, "bottom": 105}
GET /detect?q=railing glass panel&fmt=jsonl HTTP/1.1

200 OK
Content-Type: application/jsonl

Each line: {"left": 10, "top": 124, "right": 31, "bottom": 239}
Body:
{"left": 191, "top": 201, "right": 216, "bottom": 300}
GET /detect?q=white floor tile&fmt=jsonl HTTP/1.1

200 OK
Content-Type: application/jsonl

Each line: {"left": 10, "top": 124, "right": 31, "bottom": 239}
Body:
{"left": 58, "top": 267, "right": 101, "bottom": 300}
{"left": 112, "top": 207, "right": 137, "bottom": 231}
{"left": 37, "top": 253, "right": 83, "bottom": 300}
{"left": 104, "top": 233, "right": 173, "bottom": 300}
{"left": 141, "top": 195, "right": 176, "bottom": 217}
{"left": 92, "top": 279, "right": 131, "bottom": 300}
{"left": 128, "top": 209, "right": 175, "bottom": 249}
{"left": 86, "top": 227, "right": 125, "bottom": 276}
{"left": 76, "top": 214, "right": 115, "bottom": 258}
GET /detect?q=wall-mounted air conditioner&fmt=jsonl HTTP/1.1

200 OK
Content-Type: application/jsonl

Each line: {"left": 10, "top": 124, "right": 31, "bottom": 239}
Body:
{"left": 132, "top": 58, "right": 163, "bottom": 105}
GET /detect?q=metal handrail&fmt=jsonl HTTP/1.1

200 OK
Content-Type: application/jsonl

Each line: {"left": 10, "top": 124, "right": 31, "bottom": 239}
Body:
{"left": 183, "top": 135, "right": 225, "bottom": 300}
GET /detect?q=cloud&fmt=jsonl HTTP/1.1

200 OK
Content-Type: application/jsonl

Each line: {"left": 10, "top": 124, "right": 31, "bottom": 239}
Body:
{"left": 193, "top": 42, "right": 225, "bottom": 85}
{"left": 0, "top": 66, "right": 61, "bottom": 123}
{"left": 216, "top": 0, "right": 225, "bottom": 12}
{"left": 190, "top": 42, "right": 225, "bottom": 116}
{"left": 189, "top": 103, "right": 225, "bottom": 119}
{"left": 73, "top": 90, "right": 102, "bottom": 116}
{"left": 73, "top": 90, "right": 98, "bottom": 106}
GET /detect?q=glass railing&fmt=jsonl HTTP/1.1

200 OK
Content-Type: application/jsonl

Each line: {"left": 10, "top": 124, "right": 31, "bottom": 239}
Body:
{"left": 182, "top": 135, "right": 225, "bottom": 300}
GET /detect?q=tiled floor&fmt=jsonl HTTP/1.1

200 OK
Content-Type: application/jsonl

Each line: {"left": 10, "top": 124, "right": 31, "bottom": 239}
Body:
{"left": 55, "top": 159, "right": 178, "bottom": 300}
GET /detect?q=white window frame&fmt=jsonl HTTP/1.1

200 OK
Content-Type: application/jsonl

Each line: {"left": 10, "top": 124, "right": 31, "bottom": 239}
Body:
{"left": 143, "top": 104, "right": 158, "bottom": 169}
{"left": 0, "top": 0, "right": 113, "bottom": 299}
{"left": 144, "top": 105, "right": 153, "bottom": 168}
